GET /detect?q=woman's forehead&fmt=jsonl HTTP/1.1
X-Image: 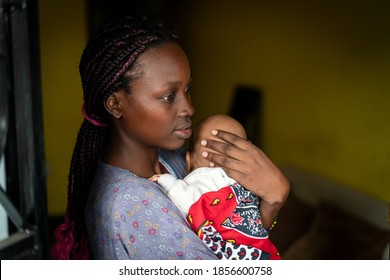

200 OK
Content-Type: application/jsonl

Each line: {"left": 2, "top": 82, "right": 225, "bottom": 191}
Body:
{"left": 137, "top": 43, "right": 189, "bottom": 71}
{"left": 130, "top": 43, "right": 190, "bottom": 86}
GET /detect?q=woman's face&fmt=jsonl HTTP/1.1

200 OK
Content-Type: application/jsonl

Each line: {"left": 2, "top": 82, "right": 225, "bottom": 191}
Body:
{"left": 118, "top": 43, "right": 195, "bottom": 151}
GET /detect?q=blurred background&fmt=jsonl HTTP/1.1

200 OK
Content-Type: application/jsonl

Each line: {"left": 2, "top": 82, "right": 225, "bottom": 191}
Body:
{"left": 40, "top": 0, "right": 390, "bottom": 216}
{"left": 1, "top": 0, "right": 389, "bottom": 259}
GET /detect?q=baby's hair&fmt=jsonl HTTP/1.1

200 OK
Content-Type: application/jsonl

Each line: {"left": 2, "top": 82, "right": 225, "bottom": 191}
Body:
{"left": 51, "top": 16, "right": 178, "bottom": 259}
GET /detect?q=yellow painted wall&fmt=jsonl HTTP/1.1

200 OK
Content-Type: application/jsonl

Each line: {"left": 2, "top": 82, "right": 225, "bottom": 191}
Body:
{"left": 178, "top": 0, "right": 390, "bottom": 202}
{"left": 39, "top": 0, "right": 87, "bottom": 215}
{"left": 39, "top": 0, "right": 389, "bottom": 217}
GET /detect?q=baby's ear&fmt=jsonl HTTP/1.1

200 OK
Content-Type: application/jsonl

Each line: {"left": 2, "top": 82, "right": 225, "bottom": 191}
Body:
{"left": 185, "top": 151, "right": 192, "bottom": 174}
{"left": 104, "top": 92, "right": 122, "bottom": 119}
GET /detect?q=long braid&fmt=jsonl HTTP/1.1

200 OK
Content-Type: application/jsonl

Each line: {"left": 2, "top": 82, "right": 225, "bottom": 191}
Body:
{"left": 51, "top": 16, "right": 178, "bottom": 259}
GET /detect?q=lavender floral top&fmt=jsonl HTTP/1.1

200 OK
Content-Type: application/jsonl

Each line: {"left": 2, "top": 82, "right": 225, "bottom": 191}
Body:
{"left": 85, "top": 149, "right": 217, "bottom": 260}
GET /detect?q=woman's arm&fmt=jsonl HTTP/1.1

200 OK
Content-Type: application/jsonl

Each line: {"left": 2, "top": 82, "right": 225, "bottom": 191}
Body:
{"left": 200, "top": 129, "right": 290, "bottom": 228}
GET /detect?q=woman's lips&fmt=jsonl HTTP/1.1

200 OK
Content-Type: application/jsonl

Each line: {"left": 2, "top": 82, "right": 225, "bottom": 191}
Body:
{"left": 174, "top": 126, "right": 192, "bottom": 139}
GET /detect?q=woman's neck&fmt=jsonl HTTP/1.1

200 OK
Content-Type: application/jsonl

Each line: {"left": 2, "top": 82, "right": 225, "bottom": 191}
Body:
{"left": 102, "top": 137, "right": 165, "bottom": 178}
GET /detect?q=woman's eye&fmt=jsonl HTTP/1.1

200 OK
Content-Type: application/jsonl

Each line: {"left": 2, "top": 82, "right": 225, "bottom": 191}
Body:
{"left": 161, "top": 93, "right": 176, "bottom": 102}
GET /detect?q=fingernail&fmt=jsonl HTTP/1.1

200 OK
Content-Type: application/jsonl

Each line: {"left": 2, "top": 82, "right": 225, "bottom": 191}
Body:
{"left": 209, "top": 162, "right": 215, "bottom": 167}
{"left": 211, "top": 129, "right": 218, "bottom": 135}
{"left": 202, "top": 151, "right": 208, "bottom": 158}
{"left": 200, "top": 140, "right": 207, "bottom": 146}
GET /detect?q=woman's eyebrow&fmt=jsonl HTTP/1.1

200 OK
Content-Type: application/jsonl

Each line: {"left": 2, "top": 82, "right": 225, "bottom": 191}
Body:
{"left": 164, "top": 77, "right": 192, "bottom": 87}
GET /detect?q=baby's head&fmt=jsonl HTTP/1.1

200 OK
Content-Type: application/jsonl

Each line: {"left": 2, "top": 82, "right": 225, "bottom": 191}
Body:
{"left": 186, "top": 114, "right": 247, "bottom": 173}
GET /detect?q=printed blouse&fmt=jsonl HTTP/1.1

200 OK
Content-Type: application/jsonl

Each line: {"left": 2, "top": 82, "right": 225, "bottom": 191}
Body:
{"left": 85, "top": 148, "right": 217, "bottom": 260}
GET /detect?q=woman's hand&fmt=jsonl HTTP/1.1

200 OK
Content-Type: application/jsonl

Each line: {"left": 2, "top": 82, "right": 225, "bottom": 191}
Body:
{"left": 200, "top": 129, "right": 290, "bottom": 228}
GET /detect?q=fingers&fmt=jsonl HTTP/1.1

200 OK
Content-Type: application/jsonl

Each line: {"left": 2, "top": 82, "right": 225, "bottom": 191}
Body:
{"left": 201, "top": 129, "right": 256, "bottom": 161}
{"left": 201, "top": 139, "right": 242, "bottom": 162}
{"left": 200, "top": 129, "right": 264, "bottom": 178}
{"left": 210, "top": 129, "right": 253, "bottom": 150}
{"left": 149, "top": 174, "right": 161, "bottom": 182}
{"left": 201, "top": 150, "right": 244, "bottom": 173}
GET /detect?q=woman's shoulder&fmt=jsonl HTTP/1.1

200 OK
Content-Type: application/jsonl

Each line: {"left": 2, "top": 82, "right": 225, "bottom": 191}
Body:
{"left": 86, "top": 161, "right": 170, "bottom": 231}
{"left": 91, "top": 161, "right": 158, "bottom": 197}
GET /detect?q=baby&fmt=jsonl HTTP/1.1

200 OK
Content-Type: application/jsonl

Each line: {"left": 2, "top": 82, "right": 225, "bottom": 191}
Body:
{"left": 151, "top": 114, "right": 280, "bottom": 260}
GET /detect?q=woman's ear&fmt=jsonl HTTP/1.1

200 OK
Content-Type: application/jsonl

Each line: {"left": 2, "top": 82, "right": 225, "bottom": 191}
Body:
{"left": 104, "top": 92, "right": 122, "bottom": 119}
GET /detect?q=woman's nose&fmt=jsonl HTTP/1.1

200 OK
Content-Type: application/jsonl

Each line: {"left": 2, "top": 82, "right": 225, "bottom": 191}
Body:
{"left": 180, "top": 94, "right": 195, "bottom": 117}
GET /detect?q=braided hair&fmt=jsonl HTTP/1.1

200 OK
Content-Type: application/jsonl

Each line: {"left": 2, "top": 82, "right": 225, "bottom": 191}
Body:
{"left": 51, "top": 16, "right": 179, "bottom": 259}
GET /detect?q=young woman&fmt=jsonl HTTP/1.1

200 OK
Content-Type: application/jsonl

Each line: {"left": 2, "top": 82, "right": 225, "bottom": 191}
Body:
{"left": 51, "top": 16, "right": 290, "bottom": 260}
